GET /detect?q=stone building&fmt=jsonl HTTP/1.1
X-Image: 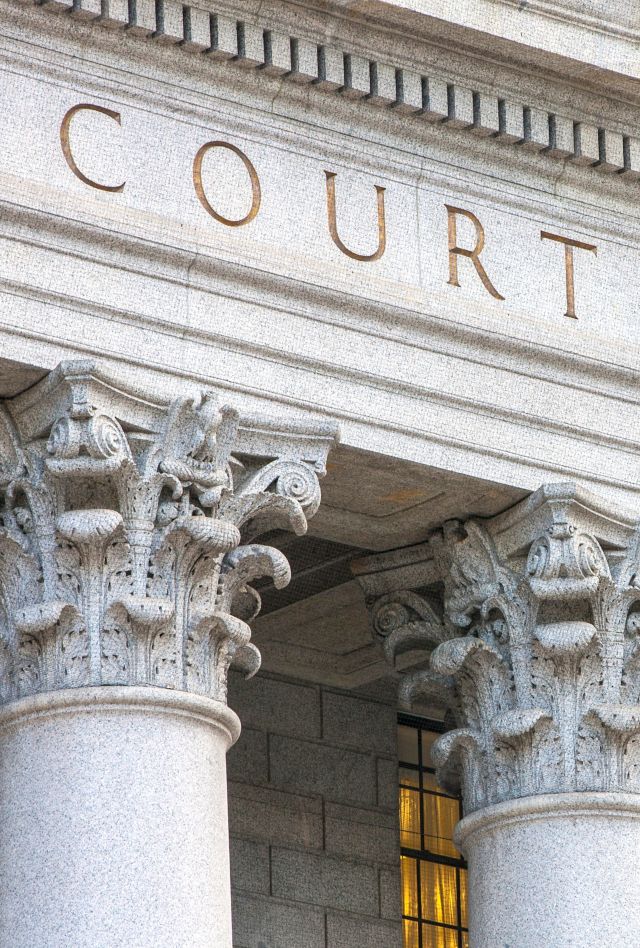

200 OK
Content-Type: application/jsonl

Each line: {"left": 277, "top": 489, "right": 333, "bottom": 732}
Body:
{"left": 0, "top": 1, "right": 638, "bottom": 946}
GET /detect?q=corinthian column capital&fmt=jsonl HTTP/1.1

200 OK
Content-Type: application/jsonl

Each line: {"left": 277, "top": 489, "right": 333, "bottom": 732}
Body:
{"left": 0, "top": 360, "right": 337, "bottom": 706}
{"left": 355, "top": 484, "right": 640, "bottom": 813}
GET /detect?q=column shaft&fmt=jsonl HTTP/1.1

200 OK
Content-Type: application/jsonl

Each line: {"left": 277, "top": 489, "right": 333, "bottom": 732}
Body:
{"left": 458, "top": 793, "right": 640, "bottom": 947}
{"left": 0, "top": 689, "right": 240, "bottom": 948}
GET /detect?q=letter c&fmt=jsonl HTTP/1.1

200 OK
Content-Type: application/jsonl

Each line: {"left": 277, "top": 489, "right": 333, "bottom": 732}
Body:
{"left": 60, "top": 103, "right": 125, "bottom": 193}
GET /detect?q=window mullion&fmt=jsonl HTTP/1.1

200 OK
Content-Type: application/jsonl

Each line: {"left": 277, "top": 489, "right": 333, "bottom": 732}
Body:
{"left": 399, "top": 717, "right": 468, "bottom": 948}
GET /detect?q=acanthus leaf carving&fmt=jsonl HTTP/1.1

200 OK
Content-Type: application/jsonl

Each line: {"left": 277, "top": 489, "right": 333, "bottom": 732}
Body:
{"left": 218, "top": 544, "right": 291, "bottom": 622}
{"left": 0, "top": 361, "right": 336, "bottom": 707}
{"left": 361, "top": 485, "right": 640, "bottom": 813}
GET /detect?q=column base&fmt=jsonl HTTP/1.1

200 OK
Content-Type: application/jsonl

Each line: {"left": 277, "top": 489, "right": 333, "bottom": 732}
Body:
{"left": 0, "top": 687, "right": 240, "bottom": 948}
{"left": 456, "top": 792, "right": 640, "bottom": 948}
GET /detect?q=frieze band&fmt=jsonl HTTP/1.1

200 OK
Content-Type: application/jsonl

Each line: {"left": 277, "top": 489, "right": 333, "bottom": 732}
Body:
{"left": 60, "top": 102, "right": 599, "bottom": 319}
{"left": 31, "top": 0, "right": 640, "bottom": 187}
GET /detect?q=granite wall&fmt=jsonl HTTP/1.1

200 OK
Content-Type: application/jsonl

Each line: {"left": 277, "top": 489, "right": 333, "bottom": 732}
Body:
{"left": 227, "top": 672, "right": 402, "bottom": 948}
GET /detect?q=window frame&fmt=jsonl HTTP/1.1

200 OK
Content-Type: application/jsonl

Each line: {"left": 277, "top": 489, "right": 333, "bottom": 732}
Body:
{"left": 398, "top": 712, "right": 468, "bottom": 948}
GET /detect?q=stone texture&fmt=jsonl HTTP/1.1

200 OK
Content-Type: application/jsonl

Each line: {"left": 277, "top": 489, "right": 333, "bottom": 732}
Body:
{"left": 227, "top": 727, "right": 269, "bottom": 785}
{"left": 271, "top": 848, "right": 379, "bottom": 914}
{"left": 379, "top": 867, "right": 402, "bottom": 921}
{"left": 322, "top": 691, "right": 397, "bottom": 753}
{"left": 230, "top": 838, "right": 271, "bottom": 895}
{"left": 269, "top": 734, "right": 376, "bottom": 805}
{"left": 6, "top": 1, "right": 640, "bottom": 945}
{"left": 228, "top": 672, "right": 321, "bottom": 739}
{"left": 232, "top": 894, "right": 326, "bottom": 948}
{"left": 326, "top": 913, "right": 402, "bottom": 948}
{"left": 376, "top": 757, "right": 399, "bottom": 811}
{"left": 4, "top": 0, "right": 640, "bottom": 577}
{"left": 324, "top": 802, "right": 399, "bottom": 865}
{"left": 458, "top": 793, "right": 640, "bottom": 948}
{"left": 228, "top": 781, "right": 324, "bottom": 850}
{"left": 0, "top": 688, "right": 240, "bottom": 948}
{"left": 356, "top": 483, "right": 640, "bottom": 945}
{"left": 228, "top": 673, "right": 402, "bottom": 946}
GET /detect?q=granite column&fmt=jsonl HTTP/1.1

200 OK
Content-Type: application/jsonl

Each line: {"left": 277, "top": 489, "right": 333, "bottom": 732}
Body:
{"left": 356, "top": 484, "right": 640, "bottom": 946}
{"left": 0, "top": 360, "right": 335, "bottom": 948}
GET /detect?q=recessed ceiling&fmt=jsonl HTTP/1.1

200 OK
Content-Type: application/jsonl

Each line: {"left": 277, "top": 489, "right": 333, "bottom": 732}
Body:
{"left": 0, "top": 357, "right": 48, "bottom": 398}
{"left": 253, "top": 444, "right": 529, "bottom": 690}
{"left": 308, "top": 443, "right": 528, "bottom": 550}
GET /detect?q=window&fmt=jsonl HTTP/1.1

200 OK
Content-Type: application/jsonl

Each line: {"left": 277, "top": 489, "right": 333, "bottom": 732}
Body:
{"left": 398, "top": 714, "right": 469, "bottom": 948}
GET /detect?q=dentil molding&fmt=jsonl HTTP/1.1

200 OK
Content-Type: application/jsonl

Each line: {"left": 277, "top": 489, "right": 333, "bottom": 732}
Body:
{"left": 0, "top": 359, "right": 337, "bottom": 705}
{"left": 26, "top": 0, "right": 640, "bottom": 181}
{"left": 354, "top": 484, "right": 640, "bottom": 813}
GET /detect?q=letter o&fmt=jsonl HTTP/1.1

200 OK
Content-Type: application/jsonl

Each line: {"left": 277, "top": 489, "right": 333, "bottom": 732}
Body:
{"left": 192, "top": 141, "right": 261, "bottom": 227}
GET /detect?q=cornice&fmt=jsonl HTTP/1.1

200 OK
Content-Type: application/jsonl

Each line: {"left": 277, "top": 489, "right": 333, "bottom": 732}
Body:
{"left": 22, "top": 0, "right": 640, "bottom": 184}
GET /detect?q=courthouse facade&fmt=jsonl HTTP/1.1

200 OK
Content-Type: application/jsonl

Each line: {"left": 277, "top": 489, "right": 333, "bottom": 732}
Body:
{"left": 0, "top": 0, "right": 639, "bottom": 945}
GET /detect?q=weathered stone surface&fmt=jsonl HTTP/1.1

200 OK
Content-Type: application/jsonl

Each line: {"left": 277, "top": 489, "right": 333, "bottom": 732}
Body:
{"left": 228, "top": 781, "right": 324, "bottom": 850}
{"left": 379, "top": 866, "right": 402, "bottom": 921}
{"left": 457, "top": 792, "right": 640, "bottom": 948}
{"left": 269, "top": 734, "right": 377, "bottom": 805}
{"left": 326, "top": 912, "right": 403, "bottom": 948}
{"left": 230, "top": 838, "right": 271, "bottom": 895}
{"left": 322, "top": 691, "right": 397, "bottom": 754}
{"left": 0, "top": 687, "right": 241, "bottom": 948}
{"left": 228, "top": 673, "right": 403, "bottom": 946}
{"left": 228, "top": 671, "right": 321, "bottom": 739}
{"left": 376, "top": 757, "right": 399, "bottom": 811}
{"left": 324, "top": 802, "right": 399, "bottom": 865}
{"left": 358, "top": 482, "right": 640, "bottom": 947}
{"left": 5, "top": 0, "right": 640, "bottom": 552}
{"left": 227, "top": 728, "right": 269, "bottom": 785}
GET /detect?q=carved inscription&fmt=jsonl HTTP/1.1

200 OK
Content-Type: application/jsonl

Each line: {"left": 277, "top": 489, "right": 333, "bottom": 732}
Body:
{"left": 324, "top": 171, "right": 386, "bottom": 262}
{"left": 541, "top": 231, "right": 598, "bottom": 319}
{"left": 193, "top": 141, "right": 261, "bottom": 227}
{"left": 60, "top": 104, "right": 126, "bottom": 193}
{"left": 58, "top": 101, "right": 600, "bottom": 319}
{"left": 446, "top": 204, "right": 505, "bottom": 301}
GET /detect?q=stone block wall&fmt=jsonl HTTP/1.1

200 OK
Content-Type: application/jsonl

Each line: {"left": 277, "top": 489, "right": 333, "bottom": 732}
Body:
{"left": 227, "top": 672, "right": 402, "bottom": 948}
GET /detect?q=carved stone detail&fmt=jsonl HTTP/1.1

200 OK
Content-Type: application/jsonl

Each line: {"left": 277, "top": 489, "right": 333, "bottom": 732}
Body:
{"left": 0, "top": 361, "right": 336, "bottom": 706}
{"left": 358, "top": 485, "right": 640, "bottom": 814}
